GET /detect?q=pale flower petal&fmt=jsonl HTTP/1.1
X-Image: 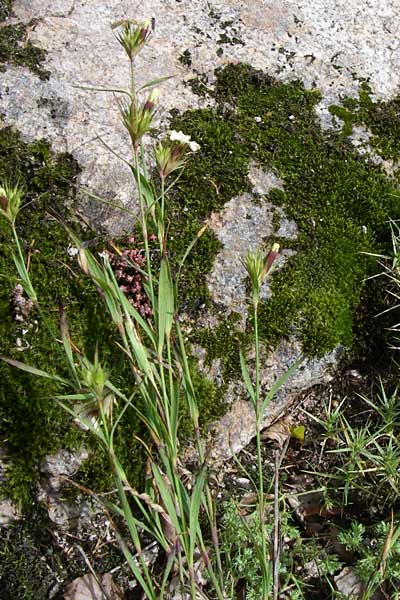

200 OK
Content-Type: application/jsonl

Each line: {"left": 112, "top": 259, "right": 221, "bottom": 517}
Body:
{"left": 189, "top": 141, "right": 200, "bottom": 152}
{"left": 169, "top": 130, "right": 192, "bottom": 144}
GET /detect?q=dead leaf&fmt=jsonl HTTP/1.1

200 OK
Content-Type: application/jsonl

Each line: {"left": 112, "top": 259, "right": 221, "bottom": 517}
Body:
{"left": 261, "top": 421, "right": 290, "bottom": 446}
{"left": 239, "top": 492, "right": 274, "bottom": 516}
{"left": 64, "top": 573, "right": 123, "bottom": 600}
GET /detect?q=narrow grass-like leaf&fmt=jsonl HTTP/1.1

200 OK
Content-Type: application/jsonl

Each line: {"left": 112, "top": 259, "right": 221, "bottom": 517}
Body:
{"left": 239, "top": 349, "right": 256, "bottom": 403}
{"left": 261, "top": 359, "right": 300, "bottom": 414}
{"left": 188, "top": 466, "right": 206, "bottom": 567}
{"left": 0, "top": 356, "right": 68, "bottom": 384}
{"left": 138, "top": 75, "right": 174, "bottom": 91}
{"left": 124, "top": 311, "right": 159, "bottom": 385}
{"left": 151, "top": 465, "right": 180, "bottom": 541}
{"left": 113, "top": 529, "right": 157, "bottom": 600}
{"left": 175, "top": 322, "right": 200, "bottom": 437}
{"left": 81, "top": 187, "right": 136, "bottom": 216}
{"left": 12, "top": 253, "right": 37, "bottom": 302}
{"left": 130, "top": 165, "right": 156, "bottom": 210}
{"left": 177, "top": 224, "right": 208, "bottom": 283}
{"left": 55, "top": 393, "right": 94, "bottom": 401}
{"left": 72, "top": 83, "right": 132, "bottom": 98}
{"left": 158, "top": 258, "right": 174, "bottom": 356}
{"left": 55, "top": 398, "right": 107, "bottom": 444}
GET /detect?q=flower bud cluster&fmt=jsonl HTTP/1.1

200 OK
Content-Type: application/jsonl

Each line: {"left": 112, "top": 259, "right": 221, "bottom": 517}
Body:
{"left": 0, "top": 182, "right": 24, "bottom": 226}
{"left": 81, "top": 357, "right": 108, "bottom": 399}
{"left": 120, "top": 89, "right": 159, "bottom": 148}
{"left": 76, "top": 355, "right": 115, "bottom": 429}
{"left": 107, "top": 238, "right": 152, "bottom": 318}
{"left": 114, "top": 19, "right": 151, "bottom": 61}
{"left": 243, "top": 243, "right": 280, "bottom": 307}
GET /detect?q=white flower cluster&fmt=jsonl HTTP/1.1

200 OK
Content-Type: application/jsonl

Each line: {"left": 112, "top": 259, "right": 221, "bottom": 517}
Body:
{"left": 169, "top": 130, "right": 200, "bottom": 152}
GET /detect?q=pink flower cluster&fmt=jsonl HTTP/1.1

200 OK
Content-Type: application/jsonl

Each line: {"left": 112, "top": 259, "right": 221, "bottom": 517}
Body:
{"left": 107, "top": 237, "right": 152, "bottom": 318}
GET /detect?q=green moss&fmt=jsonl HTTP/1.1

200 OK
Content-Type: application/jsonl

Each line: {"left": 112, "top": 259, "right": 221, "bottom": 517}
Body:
{"left": 0, "top": 0, "right": 12, "bottom": 22}
{"left": 178, "top": 49, "right": 192, "bottom": 67}
{"left": 328, "top": 104, "right": 356, "bottom": 137}
{"left": 192, "top": 314, "right": 251, "bottom": 380}
{"left": 167, "top": 64, "right": 400, "bottom": 359}
{"left": 0, "top": 510, "right": 62, "bottom": 599}
{"left": 217, "top": 32, "right": 244, "bottom": 46}
{"left": 0, "top": 21, "right": 49, "bottom": 79}
{"left": 185, "top": 74, "right": 209, "bottom": 98}
{"left": 330, "top": 82, "right": 400, "bottom": 161}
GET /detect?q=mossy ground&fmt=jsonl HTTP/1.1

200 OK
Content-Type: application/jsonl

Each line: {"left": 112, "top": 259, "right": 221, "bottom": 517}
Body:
{"left": 0, "top": 507, "right": 61, "bottom": 599}
{"left": 168, "top": 64, "right": 400, "bottom": 361}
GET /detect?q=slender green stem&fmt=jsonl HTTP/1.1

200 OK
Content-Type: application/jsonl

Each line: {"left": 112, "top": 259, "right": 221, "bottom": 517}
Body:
{"left": 110, "top": 451, "right": 157, "bottom": 598}
{"left": 134, "top": 148, "right": 155, "bottom": 305}
{"left": 254, "top": 301, "right": 270, "bottom": 599}
{"left": 160, "top": 175, "right": 166, "bottom": 250}
{"left": 130, "top": 59, "right": 136, "bottom": 106}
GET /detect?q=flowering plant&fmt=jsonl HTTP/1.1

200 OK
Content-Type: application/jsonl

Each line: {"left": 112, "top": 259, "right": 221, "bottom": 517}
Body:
{"left": 155, "top": 129, "right": 200, "bottom": 179}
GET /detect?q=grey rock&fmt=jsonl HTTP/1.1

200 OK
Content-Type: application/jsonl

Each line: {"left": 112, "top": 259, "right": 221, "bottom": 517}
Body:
{"left": 40, "top": 448, "right": 89, "bottom": 479}
{"left": 0, "top": 498, "right": 21, "bottom": 527}
{"left": 47, "top": 496, "right": 96, "bottom": 530}
{"left": 39, "top": 448, "right": 96, "bottom": 529}
{"left": 206, "top": 189, "right": 297, "bottom": 318}
{"left": 334, "top": 567, "right": 364, "bottom": 599}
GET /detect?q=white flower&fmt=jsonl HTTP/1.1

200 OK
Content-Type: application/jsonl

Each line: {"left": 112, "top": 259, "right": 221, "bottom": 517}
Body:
{"left": 169, "top": 130, "right": 200, "bottom": 151}
{"left": 169, "top": 130, "right": 192, "bottom": 144}
{"left": 67, "top": 246, "right": 79, "bottom": 257}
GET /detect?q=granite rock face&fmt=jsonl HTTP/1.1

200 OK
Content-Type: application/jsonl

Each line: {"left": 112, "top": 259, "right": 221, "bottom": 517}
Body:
{"left": 2, "top": 0, "right": 400, "bottom": 232}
